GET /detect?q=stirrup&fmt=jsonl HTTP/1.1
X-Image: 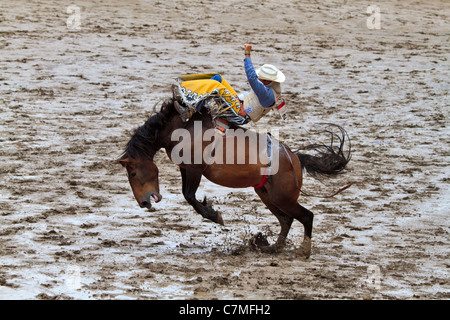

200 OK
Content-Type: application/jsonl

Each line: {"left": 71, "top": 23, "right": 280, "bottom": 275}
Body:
{"left": 174, "top": 100, "right": 192, "bottom": 123}
{"left": 215, "top": 126, "right": 226, "bottom": 136}
{"left": 215, "top": 118, "right": 229, "bottom": 137}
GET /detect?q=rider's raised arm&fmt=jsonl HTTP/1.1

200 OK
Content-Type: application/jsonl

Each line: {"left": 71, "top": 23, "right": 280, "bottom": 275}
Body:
{"left": 244, "top": 57, "right": 275, "bottom": 108}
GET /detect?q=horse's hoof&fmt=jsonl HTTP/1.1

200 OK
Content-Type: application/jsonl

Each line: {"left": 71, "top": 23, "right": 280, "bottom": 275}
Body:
{"left": 298, "top": 237, "right": 311, "bottom": 259}
{"left": 249, "top": 232, "right": 269, "bottom": 249}
{"left": 205, "top": 210, "right": 224, "bottom": 226}
{"left": 216, "top": 212, "right": 224, "bottom": 226}
{"left": 249, "top": 233, "right": 282, "bottom": 253}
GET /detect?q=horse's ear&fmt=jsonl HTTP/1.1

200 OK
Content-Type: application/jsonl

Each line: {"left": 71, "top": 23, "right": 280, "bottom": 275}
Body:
{"left": 160, "top": 98, "right": 173, "bottom": 113}
{"left": 116, "top": 157, "right": 130, "bottom": 167}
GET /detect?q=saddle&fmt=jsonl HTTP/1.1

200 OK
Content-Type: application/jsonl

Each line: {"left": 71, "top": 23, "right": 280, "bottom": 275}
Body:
{"left": 173, "top": 74, "right": 248, "bottom": 124}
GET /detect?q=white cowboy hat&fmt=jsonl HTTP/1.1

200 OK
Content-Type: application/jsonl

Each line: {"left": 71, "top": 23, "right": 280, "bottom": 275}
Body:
{"left": 256, "top": 64, "right": 286, "bottom": 83}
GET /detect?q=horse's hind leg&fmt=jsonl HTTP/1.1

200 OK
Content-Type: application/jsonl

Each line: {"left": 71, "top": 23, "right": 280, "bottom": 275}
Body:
{"left": 273, "top": 200, "right": 313, "bottom": 258}
{"left": 265, "top": 154, "right": 314, "bottom": 258}
{"left": 180, "top": 167, "right": 224, "bottom": 225}
{"left": 291, "top": 204, "right": 313, "bottom": 258}
{"left": 254, "top": 187, "right": 294, "bottom": 253}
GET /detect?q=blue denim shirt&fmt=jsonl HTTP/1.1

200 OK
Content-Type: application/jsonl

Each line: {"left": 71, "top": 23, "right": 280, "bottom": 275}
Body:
{"left": 244, "top": 57, "right": 275, "bottom": 108}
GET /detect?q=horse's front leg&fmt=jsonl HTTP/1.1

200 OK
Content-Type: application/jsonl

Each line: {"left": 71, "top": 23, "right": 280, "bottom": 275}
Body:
{"left": 180, "top": 167, "right": 224, "bottom": 225}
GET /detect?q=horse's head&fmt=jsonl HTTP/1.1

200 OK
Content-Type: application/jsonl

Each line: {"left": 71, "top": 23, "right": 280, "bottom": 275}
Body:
{"left": 118, "top": 156, "right": 162, "bottom": 209}
{"left": 118, "top": 98, "right": 180, "bottom": 209}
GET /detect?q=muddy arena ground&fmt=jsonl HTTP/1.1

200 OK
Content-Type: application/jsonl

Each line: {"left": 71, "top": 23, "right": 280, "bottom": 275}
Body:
{"left": 0, "top": 0, "right": 449, "bottom": 300}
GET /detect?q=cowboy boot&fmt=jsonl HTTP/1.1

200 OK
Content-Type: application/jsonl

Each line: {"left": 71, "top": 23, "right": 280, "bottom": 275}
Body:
{"left": 174, "top": 100, "right": 193, "bottom": 123}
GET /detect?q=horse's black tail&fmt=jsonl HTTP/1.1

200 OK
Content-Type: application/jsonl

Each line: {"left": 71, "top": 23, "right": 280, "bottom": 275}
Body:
{"left": 296, "top": 123, "right": 352, "bottom": 179}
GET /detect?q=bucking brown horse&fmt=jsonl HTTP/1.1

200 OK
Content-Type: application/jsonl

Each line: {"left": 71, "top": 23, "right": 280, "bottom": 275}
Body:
{"left": 118, "top": 98, "right": 351, "bottom": 258}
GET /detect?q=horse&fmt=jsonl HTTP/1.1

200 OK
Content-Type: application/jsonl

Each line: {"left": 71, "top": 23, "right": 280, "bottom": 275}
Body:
{"left": 117, "top": 98, "right": 351, "bottom": 258}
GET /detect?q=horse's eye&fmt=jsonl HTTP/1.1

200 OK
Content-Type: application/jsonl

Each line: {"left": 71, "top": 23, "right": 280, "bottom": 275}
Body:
{"left": 131, "top": 172, "right": 137, "bottom": 178}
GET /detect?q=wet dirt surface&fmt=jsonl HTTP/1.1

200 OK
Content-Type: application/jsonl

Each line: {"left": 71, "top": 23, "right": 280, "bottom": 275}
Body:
{"left": 0, "top": 0, "right": 449, "bottom": 299}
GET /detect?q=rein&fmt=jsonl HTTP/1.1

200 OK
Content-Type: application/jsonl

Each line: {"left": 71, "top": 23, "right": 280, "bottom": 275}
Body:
{"left": 299, "top": 181, "right": 359, "bottom": 198}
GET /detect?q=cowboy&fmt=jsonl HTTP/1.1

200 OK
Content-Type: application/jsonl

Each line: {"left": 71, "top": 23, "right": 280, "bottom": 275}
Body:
{"left": 239, "top": 43, "right": 286, "bottom": 124}
{"left": 174, "top": 44, "right": 286, "bottom": 133}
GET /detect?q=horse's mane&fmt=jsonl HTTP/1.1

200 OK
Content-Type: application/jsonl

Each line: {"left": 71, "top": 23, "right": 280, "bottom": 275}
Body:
{"left": 122, "top": 99, "right": 177, "bottom": 160}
